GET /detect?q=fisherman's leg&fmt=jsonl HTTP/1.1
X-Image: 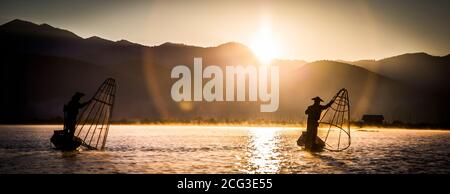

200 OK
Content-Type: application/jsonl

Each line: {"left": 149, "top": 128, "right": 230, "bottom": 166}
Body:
{"left": 311, "top": 123, "right": 325, "bottom": 150}
{"left": 63, "top": 119, "right": 69, "bottom": 134}
{"left": 311, "top": 123, "right": 318, "bottom": 143}
{"left": 66, "top": 119, "right": 76, "bottom": 139}
{"left": 305, "top": 122, "right": 314, "bottom": 149}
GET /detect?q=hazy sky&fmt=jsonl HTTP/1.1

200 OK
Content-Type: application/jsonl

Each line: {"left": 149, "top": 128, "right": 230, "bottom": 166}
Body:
{"left": 0, "top": 0, "right": 449, "bottom": 61}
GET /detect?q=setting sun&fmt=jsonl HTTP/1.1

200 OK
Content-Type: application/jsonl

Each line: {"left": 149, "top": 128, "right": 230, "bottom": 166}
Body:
{"left": 250, "top": 23, "right": 281, "bottom": 65}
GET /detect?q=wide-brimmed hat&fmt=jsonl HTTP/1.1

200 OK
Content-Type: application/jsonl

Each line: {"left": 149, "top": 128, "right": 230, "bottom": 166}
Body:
{"left": 311, "top": 96, "right": 323, "bottom": 102}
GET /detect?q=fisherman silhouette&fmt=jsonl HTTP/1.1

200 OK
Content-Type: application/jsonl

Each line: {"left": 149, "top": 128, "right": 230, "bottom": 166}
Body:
{"left": 304, "top": 96, "right": 335, "bottom": 151}
{"left": 63, "top": 92, "right": 91, "bottom": 139}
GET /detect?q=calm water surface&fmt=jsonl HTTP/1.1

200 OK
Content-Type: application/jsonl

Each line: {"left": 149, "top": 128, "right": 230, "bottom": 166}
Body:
{"left": 0, "top": 125, "right": 449, "bottom": 174}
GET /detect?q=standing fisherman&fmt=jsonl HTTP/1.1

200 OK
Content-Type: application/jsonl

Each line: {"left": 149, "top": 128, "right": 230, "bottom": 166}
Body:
{"left": 63, "top": 92, "right": 91, "bottom": 139}
{"left": 304, "top": 96, "right": 334, "bottom": 151}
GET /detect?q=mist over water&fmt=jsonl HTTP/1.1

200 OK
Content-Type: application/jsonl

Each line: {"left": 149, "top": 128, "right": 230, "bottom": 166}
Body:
{"left": 0, "top": 125, "right": 449, "bottom": 174}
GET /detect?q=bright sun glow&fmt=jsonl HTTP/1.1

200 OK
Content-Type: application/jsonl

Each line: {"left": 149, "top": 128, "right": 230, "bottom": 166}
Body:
{"left": 250, "top": 23, "right": 281, "bottom": 65}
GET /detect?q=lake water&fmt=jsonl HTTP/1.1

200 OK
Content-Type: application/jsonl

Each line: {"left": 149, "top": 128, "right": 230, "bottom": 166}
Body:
{"left": 0, "top": 125, "right": 449, "bottom": 174}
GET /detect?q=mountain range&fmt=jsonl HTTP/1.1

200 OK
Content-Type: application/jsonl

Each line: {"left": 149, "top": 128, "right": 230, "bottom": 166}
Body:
{"left": 1, "top": 19, "right": 449, "bottom": 124}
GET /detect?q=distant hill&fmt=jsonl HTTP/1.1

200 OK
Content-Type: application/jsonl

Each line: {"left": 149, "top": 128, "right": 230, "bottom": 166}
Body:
{"left": 347, "top": 53, "right": 450, "bottom": 93}
{"left": 283, "top": 61, "right": 437, "bottom": 122}
{"left": 0, "top": 19, "right": 262, "bottom": 122}
{"left": 1, "top": 19, "right": 449, "bottom": 124}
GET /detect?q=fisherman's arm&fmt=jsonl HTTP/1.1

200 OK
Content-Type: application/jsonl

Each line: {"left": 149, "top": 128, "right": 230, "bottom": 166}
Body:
{"left": 324, "top": 99, "right": 335, "bottom": 109}
{"left": 80, "top": 100, "right": 92, "bottom": 108}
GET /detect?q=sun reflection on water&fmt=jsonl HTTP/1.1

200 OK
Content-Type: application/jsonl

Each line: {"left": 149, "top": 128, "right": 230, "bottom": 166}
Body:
{"left": 245, "top": 127, "right": 282, "bottom": 173}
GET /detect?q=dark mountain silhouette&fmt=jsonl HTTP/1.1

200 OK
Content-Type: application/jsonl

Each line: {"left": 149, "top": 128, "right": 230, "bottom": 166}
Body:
{"left": 346, "top": 53, "right": 450, "bottom": 92}
{"left": 0, "top": 20, "right": 262, "bottom": 122}
{"left": 2, "top": 53, "right": 110, "bottom": 122}
{"left": 1, "top": 19, "right": 81, "bottom": 39}
{"left": 1, "top": 19, "right": 449, "bottom": 124}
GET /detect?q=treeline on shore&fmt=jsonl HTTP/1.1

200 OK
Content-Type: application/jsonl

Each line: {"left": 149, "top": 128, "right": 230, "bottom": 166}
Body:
{"left": 2, "top": 117, "right": 450, "bottom": 129}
